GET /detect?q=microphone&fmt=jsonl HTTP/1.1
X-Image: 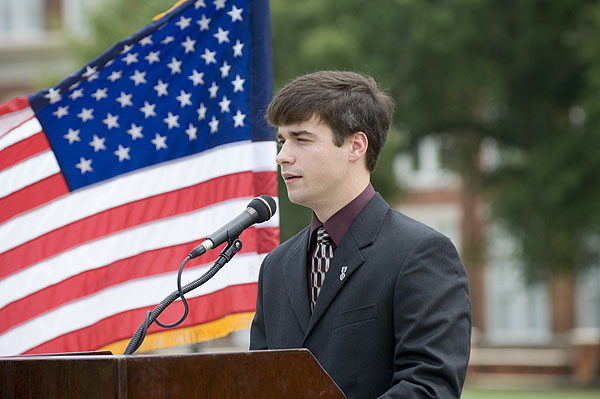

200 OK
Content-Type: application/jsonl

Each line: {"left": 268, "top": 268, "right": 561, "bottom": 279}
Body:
{"left": 188, "top": 195, "right": 277, "bottom": 258}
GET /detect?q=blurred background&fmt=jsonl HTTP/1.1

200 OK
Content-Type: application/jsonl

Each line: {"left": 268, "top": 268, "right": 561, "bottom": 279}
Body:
{"left": 1, "top": 0, "right": 599, "bottom": 396}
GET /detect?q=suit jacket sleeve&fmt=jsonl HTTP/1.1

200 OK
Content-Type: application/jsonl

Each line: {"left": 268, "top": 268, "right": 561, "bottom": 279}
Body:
{"left": 249, "top": 254, "right": 268, "bottom": 350}
{"left": 379, "top": 233, "right": 471, "bottom": 398}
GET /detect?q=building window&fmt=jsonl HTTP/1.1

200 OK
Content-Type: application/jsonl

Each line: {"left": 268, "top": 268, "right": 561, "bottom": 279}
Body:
{"left": 0, "top": 0, "right": 44, "bottom": 40}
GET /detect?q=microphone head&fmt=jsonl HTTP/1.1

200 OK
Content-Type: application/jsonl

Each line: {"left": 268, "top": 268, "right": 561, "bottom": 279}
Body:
{"left": 247, "top": 195, "right": 277, "bottom": 223}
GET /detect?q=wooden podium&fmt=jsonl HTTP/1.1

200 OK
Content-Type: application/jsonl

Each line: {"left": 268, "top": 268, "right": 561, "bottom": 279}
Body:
{"left": 0, "top": 349, "right": 345, "bottom": 398}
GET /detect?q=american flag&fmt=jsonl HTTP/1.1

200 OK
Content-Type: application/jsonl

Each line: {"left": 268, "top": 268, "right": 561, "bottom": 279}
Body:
{"left": 0, "top": 0, "right": 278, "bottom": 355}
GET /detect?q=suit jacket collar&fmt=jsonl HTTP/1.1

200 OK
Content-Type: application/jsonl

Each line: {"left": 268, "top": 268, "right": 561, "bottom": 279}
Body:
{"left": 282, "top": 226, "right": 312, "bottom": 334}
{"left": 280, "top": 193, "right": 391, "bottom": 340}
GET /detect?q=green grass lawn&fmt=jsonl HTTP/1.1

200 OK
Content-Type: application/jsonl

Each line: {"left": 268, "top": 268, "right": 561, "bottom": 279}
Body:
{"left": 462, "top": 388, "right": 600, "bottom": 399}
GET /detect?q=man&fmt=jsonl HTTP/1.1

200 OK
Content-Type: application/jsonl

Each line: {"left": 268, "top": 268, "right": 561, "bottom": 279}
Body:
{"left": 250, "top": 71, "right": 471, "bottom": 398}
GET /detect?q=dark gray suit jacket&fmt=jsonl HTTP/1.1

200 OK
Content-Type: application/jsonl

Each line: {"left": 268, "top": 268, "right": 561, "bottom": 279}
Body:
{"left": 250, "top": 194, "right": 471, "bottom": 398}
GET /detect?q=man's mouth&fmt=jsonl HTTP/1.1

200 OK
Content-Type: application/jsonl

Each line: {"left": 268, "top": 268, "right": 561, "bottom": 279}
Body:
{"left": 281, "top": 172, "right": 301, "bottom": 183}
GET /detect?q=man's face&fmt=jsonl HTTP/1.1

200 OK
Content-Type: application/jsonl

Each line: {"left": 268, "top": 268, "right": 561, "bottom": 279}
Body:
{"left": 276, "top": 117, "right": 352, "bottom": 213}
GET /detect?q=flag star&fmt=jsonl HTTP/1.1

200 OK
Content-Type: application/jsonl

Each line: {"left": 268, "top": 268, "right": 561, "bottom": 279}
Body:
{"left": 197, "top": 103, "right": 207, "bottom": 120}
{"left": 69, "top": 81, "right": 81, "bottom": 91}
{"left": 123, "top": 52, "right": 139, "bottom": 65}
{"left": 185, "top": 123, "right": 198, "bottom": 140}
{"left": 163, "top": 112, "right": 180, "bottom": 129}
{"left": 75, "top": 157, "right": 93, "bottom": 174}
{"left": 77, "top": 107, "right": 94, "bottom": 122}
{"left": 127, "top": 123, "right": 144, "bottom": 140}
{"left": 105, "top": 59, "right": 115, "bottom": 67}
{"left": 114, "top": 144, "right": 131, "bottom": 162}
{"left": 130, "top": 70, "right": 147, "bottom": 85}
{"left": 218, "top": 96, "right": 231, "bottom": 113}
{"left": 197, "top": 15, "right": 211, "bottom": 31}
{"left": 161, "top": 36, "right": 175, "bottom": 45}
{"left": 92, "top": 88, "right": 108, "bottom": 101}
{"left": 228, "top": 5, "right": 244, "bottom": 22}
{"left": 208, "top": 115, "right": 219, "bottom": 133}
{"left": 107, "top": 70, "right": 123, "bottom": 82}
{"left": 208, "top": 81, "right": 219, "bottom": 98}
{"left": 145, "top": 51, "right": 161, "bottom": 64}
{"left": 189, "top": 69, "right": 205, "bottom": 86}
{"left": 63, "top": 128, "right": 81, "bottom": 144}
{"left": 214, "top": 0, "right": 226, "bottom": 10}
{"left": 154, "top": 79, "right": 169, "bottom": 97}
{"left": 140, "top": 35, "right": 153, "bottom": 46}
{"left": 231, "top": 74, "right": 245, "bottom": 92}
{"left": 233, "top": 110, "right": 246, "bottom": 127}
{"left": 181, "top": 36, "right": 196, "bottom": 53}
{"left": 233, "top": 40, "right": 244, "bottom": 57}
{"left": 213, "top": 27, "right": 230, "bottom": 44}
{"left": 201, "top": 48, "right": 217, "bottom": 65}
{"left": 116, "top": 91, "right": 133, "bottom": 108}
{"left": 86, "top": 72, "right": 99, "bottom": 82}
{"left": 103, "top": 113, "right": 120, "bottom": 129}
{"left": 121, "top": 44, "right": 134, "bottom": 54}
{"left": 140, "top": 101, "right": 157, "bottom": 118}
{"left": 69, "top": 88, "right": 84, "bottom": 100}
{"left": 53, "top": 105, "right": 69, "bottom": 119}
{"left": 220, "top": 61, "right": 231, "bottom": 78}
{"left": 167, "top": 57, "right": 182, "bottom": 74}
{"left": 89, "top": 134, "right": 106, "bottom": 152}
{"left": 44, "top": 88, "right": 62, "bottom": 104}
{"left": 151, "top": 133, "right": 168, "bottom": 150}
{"left": 176, "top": 15, "right": 191, "bottom": 30}
{"left": 82, "top": 65, "right": 97, "bottom": 78}
{"left": 176, "top": 90, "right": 192, "bottom": 107}
{"left": 195, "top": 0, "right": 206, "bottom": 8}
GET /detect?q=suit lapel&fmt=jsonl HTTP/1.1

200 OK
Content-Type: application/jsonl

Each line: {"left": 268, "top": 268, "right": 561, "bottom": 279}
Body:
{"left": 282, "top": 227, "right": 312, "bottom": 334}
{"left": 304, "top": 193, "right": 390, "bottom": 339}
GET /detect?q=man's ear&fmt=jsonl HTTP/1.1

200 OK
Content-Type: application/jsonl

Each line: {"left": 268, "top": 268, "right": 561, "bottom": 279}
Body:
{"left": 348, "top": 131, "right": 368, "bottom": 163}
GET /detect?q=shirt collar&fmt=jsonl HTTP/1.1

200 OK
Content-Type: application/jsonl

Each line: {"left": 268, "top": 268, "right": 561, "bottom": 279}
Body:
{"left": 309, "top": 183, "right": 376, "bottom": 248}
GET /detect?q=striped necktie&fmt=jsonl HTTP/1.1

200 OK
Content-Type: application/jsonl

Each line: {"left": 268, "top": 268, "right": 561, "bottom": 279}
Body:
{"left": 311, "top": 226, "right": 333, "bottom": 311}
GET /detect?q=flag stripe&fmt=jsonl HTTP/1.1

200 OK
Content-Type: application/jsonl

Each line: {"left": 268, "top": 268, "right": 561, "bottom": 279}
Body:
{"left": 0, "top": 170, "right": 276, "bottom": 279}
{"left": 24, "top": 284, "right": 258, "bottom": 355}
{"left": 0, "top": 97, "right": 33, "bottom": 139}
{"left": 0, "top": 227, "right": 278, "bottom": 335}
{"left": 0, "top": 197, "right": 279, "bottom": 309}
{"left": 0, "top": 114, "right": 40, "bottom": 151}
{"left": 1, "top": 253, "right": 263, "bottom": 355}
{"left": 0, "top": 151, "right": 61, "bottom": 198}
{"left": 0, "top": 132, "right": 50, "bottom": 172}
{"left": 0, "top": 173, "right": 69, "bottom": 225}
{"left": 0, "top": 140, "right": 276, "bottom": 254}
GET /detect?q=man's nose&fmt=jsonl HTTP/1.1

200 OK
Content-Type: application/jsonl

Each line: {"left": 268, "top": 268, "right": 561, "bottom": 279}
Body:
{"left": 275, "top": 142, "right": 293, "bottom": 165}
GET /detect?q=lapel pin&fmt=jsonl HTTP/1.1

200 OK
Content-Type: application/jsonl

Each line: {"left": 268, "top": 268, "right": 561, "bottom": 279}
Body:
{"left": 340, "top": 266, "right": 348, "bottom": 281}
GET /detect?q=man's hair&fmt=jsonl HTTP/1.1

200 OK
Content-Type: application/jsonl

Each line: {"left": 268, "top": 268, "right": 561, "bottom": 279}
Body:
{"left": 266, "top": 71, "right": 394, "bottom": 172}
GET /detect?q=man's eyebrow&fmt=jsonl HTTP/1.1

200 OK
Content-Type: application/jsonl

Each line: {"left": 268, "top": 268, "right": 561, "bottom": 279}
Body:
{"left": 277, "top": 130, "right": 315, "bottom": 140}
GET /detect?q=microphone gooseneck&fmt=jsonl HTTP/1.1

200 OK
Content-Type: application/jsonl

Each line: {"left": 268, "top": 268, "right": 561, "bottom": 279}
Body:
{"left": 188, "top": 195, "right": 276, "bottom": 258}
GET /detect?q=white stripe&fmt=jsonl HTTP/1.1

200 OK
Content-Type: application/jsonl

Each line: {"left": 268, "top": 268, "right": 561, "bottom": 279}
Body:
{"left": 0, "top": 252, "right": 264, "bottom": 355}
{"left": 0, "top": 140, "right": 277, "bottom": 253}
{"left": 0, "top": 115, "right": 41, "bottom": 150}
{"left": 0, "top": 197, "right": 279, "bottom": 308}
{"left": 0, "top": 151, "right": 60, "bottom": 198}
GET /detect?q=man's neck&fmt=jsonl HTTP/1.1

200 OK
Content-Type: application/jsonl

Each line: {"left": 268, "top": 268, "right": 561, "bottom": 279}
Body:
{"left": 313, "top": 177, "right": 370, "bottom": 222}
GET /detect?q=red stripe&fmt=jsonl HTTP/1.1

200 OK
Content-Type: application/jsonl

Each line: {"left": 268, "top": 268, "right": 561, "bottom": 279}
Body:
{"left": 22, "top": 283, "right": 258, "bottom": 354}
{"left": 0, "top": 132, "right": 50, "bottom": 172}
{"left": 0, "top": 96, "right": 29, "bottom": 117}
{"left": 0, "top": 173, "right": 69, "bottom": 224}
{"left": 0, "top": 226, "right": 278, "bottom": 334}
{"left": 0, "top": 170, "right": 277, "bottom": 279}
